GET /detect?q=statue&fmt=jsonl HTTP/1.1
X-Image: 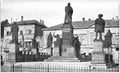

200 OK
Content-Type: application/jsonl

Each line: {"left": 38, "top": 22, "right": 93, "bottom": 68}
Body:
{"left": 104, "top": 30, "right": 113, "bottom": 64}
{"left": 54, "top": 34, "right": 60, "bottom": 47}
{"left": 104, "top": 30, "right": 113, "bottom": 48}
{"left": 64, "top": 3, "right": 73, "bottom": 24}
{"left": 11, "top": 22, "right": 19, "bottom": 43}
{"left": 73, "top": 37, "right": 81, "bottom": 59}
{"left": 95, "top": 14, "right": 105, "bottom": 40}
{"left": 47, "top": 33, "right": 53, "bottom": 48}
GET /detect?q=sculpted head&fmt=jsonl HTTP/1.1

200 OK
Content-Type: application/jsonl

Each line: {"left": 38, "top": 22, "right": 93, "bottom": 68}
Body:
{"left": 68, "top": 2, "right": 70, "bottom": 6}
{"left": 98, "top": 14, "right": 103, "bottom": 18}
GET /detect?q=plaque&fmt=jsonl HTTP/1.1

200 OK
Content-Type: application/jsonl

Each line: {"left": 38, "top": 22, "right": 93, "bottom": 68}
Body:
{"left": 63, "top": 28, "right": 70, "bottom": 32}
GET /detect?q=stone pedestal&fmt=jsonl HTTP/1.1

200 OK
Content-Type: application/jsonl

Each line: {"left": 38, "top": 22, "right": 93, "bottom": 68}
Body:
{"left": 62, "top": 23, "right": 74, "bottom": 57}
{"left": 91, "top": 40, "right": 106, "bottom": 68}
{"left": 62, "top": 46, "right": 76, "bottom": 58}
{"left": 7, "top": 43, "right": 16, "bottom": 63}
{"left": 62, "top": 23, "right": 73, "bottom": 46}
{"left": 53, "top": 47, "right": 59, "bottom": 56}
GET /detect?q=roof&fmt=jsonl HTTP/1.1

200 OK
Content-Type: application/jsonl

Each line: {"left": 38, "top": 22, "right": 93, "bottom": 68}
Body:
{"left": 42, "top": 20, "right": 119, "bottom": 31}
{"left": 4, "top": 20, "right": 47, "bottom": 28}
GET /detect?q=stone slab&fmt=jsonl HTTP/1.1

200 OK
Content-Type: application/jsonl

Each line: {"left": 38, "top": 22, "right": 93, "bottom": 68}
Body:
{"left": 62, "top": 46, "right": 76, "bottom": 58}
{"left": 90, "top": 64, "right": 107, "bottom": 69}
{"left": 44, "top": 56, "right": 80, "bottom": 62}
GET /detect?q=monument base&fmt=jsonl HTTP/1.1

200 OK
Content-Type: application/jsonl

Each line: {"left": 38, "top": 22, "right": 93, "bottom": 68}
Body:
{"left": 91, "top": 40, "right": 106, "bottom": 68}
{"left": 45, "top": 46, "right": 80, "bottom": 62}
{"left": 62, "top": 45, "right": 76, "bottom": 58}
{"left": 44, "top": 56, "right": 80, "bottom": 62}
{"left": 91, "top": 52, "right": 105, "bottom": 64}
{"left": 6, "top": 43, "right": 16, "bottom": 63}
{"left": 53, "top": 47, "right": 59, "bottom": 56}
{"left": 90, "top": 64, "right": 107, "bottom": 69}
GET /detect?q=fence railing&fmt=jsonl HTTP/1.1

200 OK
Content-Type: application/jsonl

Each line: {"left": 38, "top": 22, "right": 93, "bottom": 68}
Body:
{"left": 11, "top": 63, "right": 119, "bottom": 72}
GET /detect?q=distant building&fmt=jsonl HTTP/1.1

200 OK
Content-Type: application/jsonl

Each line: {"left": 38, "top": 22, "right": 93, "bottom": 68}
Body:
{"left": 42, "top": 19, "right": 119, "bottom": 50}
{"left": 3, "top": 18, "right": 46, "bottom": 51}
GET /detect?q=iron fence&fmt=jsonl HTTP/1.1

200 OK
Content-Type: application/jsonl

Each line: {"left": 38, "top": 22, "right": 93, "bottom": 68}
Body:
{"left": 11, "top": 63, "right": 119, "bottom": 72}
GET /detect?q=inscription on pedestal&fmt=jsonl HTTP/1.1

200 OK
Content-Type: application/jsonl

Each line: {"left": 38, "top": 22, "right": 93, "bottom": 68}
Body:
{"left": 63, "top": 28, "right": 70, "bottom": 32}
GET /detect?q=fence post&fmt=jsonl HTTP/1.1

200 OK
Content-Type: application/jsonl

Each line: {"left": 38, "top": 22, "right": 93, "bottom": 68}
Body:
{"left": 21, "top": 64, "right": 22, "bottom": 72}
{"left": 12, "top": 64, "right": 14, "bottom": 72}
{"left": 48, "top": 64, "right": 49, "bottom": 72}
{"left": 89, "top": 66, "right": 91, "bottom": 72}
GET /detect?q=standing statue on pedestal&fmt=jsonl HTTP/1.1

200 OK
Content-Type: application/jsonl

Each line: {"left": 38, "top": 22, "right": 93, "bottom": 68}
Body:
{"left": 104, "top": 30, "right": 113, "bottom": 48}
{"left": 64, "top": 3, "right": 73, "bottom": 24}
{"left": 95, "top": 14, "right": 105, "bottom": 40}
{"left": 104, "top": 30, "right": 114, "bottom": 64}
{"left": 11, "top": 22, "right": 19, "bottom": 43}
{"left": 47, "top": 33, "right": 53, "bottom": 48}
{"left": 73, "top": 37, "right": 81, "bottom": 60}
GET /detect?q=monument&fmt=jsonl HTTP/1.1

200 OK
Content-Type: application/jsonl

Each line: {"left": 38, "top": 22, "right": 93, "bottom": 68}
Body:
{"left": 45, "top": 3, "right": 79, "bottom": 62}
{"left": 104, "top": 30, "right": 114, "bottom": 66}
{"left": 91, "top": 14, "right": 106, "bottom": 68}
{"left": 62, "top": 3, "right": 74, "bottom": 57}
{"left": 9, "top": 22, "right": 19, "bottom": 62}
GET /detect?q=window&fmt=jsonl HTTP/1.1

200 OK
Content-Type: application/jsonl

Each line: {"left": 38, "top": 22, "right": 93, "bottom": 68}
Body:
{"left": 28, "top": 30, "right": 32, "bottom": 34}
{"left": 20, "top": 31, "right": 23, "bottom": 35}
{"left": 25, "top": 30, "right": 32, "bottom": 34}
{"left": 6, "top": 31, "right": 11, "bottom": 36}
{"left": 7, "top": 31, "right": 9, "bottom": 35}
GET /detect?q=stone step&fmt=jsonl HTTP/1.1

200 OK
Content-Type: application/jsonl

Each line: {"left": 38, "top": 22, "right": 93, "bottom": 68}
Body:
{"left": 44, "top": 56, "right": 80, "bottom": 62}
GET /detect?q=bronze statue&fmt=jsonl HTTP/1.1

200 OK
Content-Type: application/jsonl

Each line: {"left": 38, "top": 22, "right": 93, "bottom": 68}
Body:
{"left": 54, "top": 34, "right": 60, "bottom": 47}
{"left": 11, "top": 22, "right": 19, "bottom": 43}
{"left": 104, "top": 30, "right": 113, "bottom": 48}
{"left": 95, "top": 14, "right": 105, "bottom": 40}
{"left": 47, "top": 33, "right": 53, "bottom": 48}
{"left": 64, "top": 3, "right": 73, "bottom": 24}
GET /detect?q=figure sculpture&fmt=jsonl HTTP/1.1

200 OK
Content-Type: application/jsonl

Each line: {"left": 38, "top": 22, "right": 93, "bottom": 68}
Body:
{"left": 104, "top": 30, "right": 113, "bottom": 48}
{"left": 11, "top": 22, "right": 19, "bottom": 43}
{"left": 47, "top": 33, "right": 53, "bottom": 48}
{"left": 64, "top": 3, "right": 73, "bottom": 24}
{"left": 95, "top": 14, "right": 105, "bottom": 40}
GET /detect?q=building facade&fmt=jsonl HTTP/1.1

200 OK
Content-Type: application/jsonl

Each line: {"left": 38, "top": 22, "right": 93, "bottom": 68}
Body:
{"left": 3, "top": 20, "right": 46, "bottom": 51}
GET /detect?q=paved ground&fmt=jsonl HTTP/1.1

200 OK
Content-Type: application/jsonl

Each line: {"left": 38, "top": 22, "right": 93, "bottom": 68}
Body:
{"left": 1, "top": 62, "right": 13, "bottom": 72}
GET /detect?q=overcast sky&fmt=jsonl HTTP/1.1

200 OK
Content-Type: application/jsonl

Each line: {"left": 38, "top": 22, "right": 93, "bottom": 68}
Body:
{"left": 1, "top": 0, "right": 118, "bottom": 27}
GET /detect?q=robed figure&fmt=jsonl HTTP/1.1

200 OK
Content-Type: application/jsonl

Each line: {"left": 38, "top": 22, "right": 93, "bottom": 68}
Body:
{"left": 54, "top": 34, "right": 61, "bottom": 47}
{"left": 64, "top": 3, "right": 73, "bottom": 24}
{"left": 95, "top": 14, "right": 105, "bottom": 40}
{"left": 104, "top": 30, "right": 113, "bottom": 64}
{"left": 73, "top": 37, "right": 81, "bottom": 59}
{"left": 104, "top": 30, "right": 113, "bottom": 48}
{"left": 11, "top": 22, "right": 19, "bottom": 43}
{"left": 47, "top": 33, "right": 53, "bottom": 48}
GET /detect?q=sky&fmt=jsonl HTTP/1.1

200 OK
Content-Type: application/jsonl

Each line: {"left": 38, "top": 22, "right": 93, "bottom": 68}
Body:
{"left": 1, "top": 0, "right": 118, "bottom": 27}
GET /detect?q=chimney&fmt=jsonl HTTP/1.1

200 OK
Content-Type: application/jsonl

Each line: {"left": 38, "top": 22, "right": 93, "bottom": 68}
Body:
{"left": 88, "top": 18, "right": 91, "bottom": 21}
{"left": 11, "top": 18, "right": 12, "bottom": 23}
{"left": 21, "top": 16, "right": 23, "bottom": 21}
{"left": 112, "top": 17, "right": 114, "bottom": 20}
{"left": 82, "top": 17, "right": 85, "bottom": 21}
{"left": 42, "top": 21, "right": 44, "bottom": 24}
{"left": 116, "top": 16, "right": 119, "bottom": 20}
{"left": 16, "top": 18, "right": 17, "bottom": 21}
{"left": 40, "top": 19, "right": 42, "bottom": 24}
